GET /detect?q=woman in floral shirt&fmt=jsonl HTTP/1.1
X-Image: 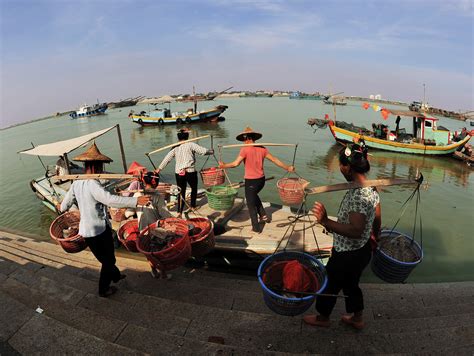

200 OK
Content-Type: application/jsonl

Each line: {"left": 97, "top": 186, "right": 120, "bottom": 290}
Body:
{"left": 304, "top": 141, "right": 381, "bottom": 330}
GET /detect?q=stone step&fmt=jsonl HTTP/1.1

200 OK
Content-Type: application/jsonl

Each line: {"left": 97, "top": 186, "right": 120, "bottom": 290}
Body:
{"left": 8, "top": 313, "right": 144, "bottom": 355}
{"left": 0, "top": 291, "right": 35, "bottom": 342}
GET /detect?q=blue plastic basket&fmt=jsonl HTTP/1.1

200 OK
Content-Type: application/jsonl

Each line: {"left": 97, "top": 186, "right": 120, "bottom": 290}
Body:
{"left": 371, "top": 230, "right": 423, "bottom": 284}
{"left": 257, "top": 251, "right": 328, "bottom": 316}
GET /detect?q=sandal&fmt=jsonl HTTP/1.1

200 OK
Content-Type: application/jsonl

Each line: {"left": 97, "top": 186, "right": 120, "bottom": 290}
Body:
{"left": 340, "top": 314, "right": 365, "bottom": 330}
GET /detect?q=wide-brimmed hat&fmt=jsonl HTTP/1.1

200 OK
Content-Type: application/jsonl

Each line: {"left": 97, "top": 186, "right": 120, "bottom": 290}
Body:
{"left": 236, "top": 126, "right": 262, "bottom": 142}
{"left": 127, "top": 161, "right": 147, "bottom": 174}
{"left": 73, "top": 142, "right": 113, "bottom": 162}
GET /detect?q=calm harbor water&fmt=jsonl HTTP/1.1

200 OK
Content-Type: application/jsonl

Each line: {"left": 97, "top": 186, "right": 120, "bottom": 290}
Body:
{"left": 0, "top": 97, "right": 472, "bottom": 282}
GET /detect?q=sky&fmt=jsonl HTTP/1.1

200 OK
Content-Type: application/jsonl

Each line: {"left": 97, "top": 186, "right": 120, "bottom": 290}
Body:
{"left": 0, "top": 0, "right": 472, "bottom": 128}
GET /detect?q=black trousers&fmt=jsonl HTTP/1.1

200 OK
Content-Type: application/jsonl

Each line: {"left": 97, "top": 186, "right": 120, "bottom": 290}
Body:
{"left": 244, "top": 177, "right": 266, "bottom": 232}
{"left": 316, "top": 240, "right": 372, "bottom": 316}
{"left": 85, "top": 225, "right": 121, "bottom": 294}
{"left": 175, "top": 171, "right": 198, "bottom": 213}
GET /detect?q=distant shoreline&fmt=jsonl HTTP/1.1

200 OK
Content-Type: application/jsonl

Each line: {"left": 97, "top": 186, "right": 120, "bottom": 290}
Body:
{"left": 0, "top": 114, "right": 55, "bottom": 131}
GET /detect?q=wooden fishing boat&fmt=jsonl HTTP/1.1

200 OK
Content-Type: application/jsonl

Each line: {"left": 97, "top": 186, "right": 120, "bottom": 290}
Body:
{"left": 130, "top": 105, "right": 228, "bottom": 126}
{"left": 453, "top": 151, "right": 474, "bottom": 166}
{"left": 308, "top": 110, "right": 472, "bottom": 155}
{"left": 18, "top": 125, "right": 130, "bottom": 212}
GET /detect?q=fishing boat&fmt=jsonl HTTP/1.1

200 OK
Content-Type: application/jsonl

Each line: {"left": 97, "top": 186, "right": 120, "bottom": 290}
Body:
{"left": 18, "top": 125, "right": 129, "bottom": 212}
{"left": 130, "top": 105, "right": 228, "bottom": 126}
{"left": 308, "top": 109, "right": 472, "bottom": 155}
{"left": 323, "top": 96, "right": 347, "bottom": 105}
{"left": 289, "top": 91, "right": 325, "bottom": 100}
{"left": 453, "top": 151, "right": 474, "bottom": 167}
{"left": 69, "top": 102, "right": 108, "bottom": 118}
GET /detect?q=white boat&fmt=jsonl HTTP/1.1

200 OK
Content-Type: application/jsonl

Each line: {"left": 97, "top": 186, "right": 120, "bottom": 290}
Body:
{"left": 70, "top": 102, "right": 108, "bottom": 119}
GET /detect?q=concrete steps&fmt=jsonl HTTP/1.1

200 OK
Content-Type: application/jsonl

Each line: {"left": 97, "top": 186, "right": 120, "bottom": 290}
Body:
{"left": 1, "top": 230, "right": 473, "bottom": 354}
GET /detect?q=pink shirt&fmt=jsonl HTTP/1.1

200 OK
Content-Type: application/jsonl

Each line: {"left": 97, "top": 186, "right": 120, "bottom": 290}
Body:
{"left": 239, "top": 146, "right": 268, "bottom": 179}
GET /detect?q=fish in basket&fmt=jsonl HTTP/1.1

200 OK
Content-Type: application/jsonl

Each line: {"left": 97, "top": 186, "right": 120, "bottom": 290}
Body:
{"left": 371, "top": 230, "right": 423, "bottom": 283}
{"left": 205, "top": 185, "right": 238, "bottom": 211}
{"left": 117, "top": 219, "right": 140, "bottom": 252}
{"left": 187, "top": 217, "right": 215, "bottom": 257}
{"left": 136, "top": 218, "right": 191, "bottom": 271}
{"left": 49, "top": 211, "right": 87, "bottom": 253}
{"left": 276, "top": 177, "right": 309, "bottom": 206}
{"left": 258, "top": 251, "right": 327, "bottom": 316}
{"left": 200, "top": 167, "right": 226, "bottom": 187}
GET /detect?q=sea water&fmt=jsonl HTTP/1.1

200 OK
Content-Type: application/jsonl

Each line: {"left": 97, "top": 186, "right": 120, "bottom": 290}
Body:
{"left": 0, "top": 97, "right": 472, "bottom": 282}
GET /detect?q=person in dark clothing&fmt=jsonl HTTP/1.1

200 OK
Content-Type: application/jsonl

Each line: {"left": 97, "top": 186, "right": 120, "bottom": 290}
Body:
{"left": 304, "top": 140, "right": 381, "bottom": 329}
{"left": 219, "top": 127, "right": 294, "bottom": 233}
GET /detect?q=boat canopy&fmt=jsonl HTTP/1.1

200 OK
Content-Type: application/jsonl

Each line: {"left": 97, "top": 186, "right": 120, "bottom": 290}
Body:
{"left": 19, "top": 126, "right": 116, "bottom": 157}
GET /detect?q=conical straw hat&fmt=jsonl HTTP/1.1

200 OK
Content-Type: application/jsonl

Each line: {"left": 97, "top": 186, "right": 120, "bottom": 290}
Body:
{"left": 235, "top": 126, "right": 262, "bottom": 141}
{"left": 73, "top": 142, "right": 113, "bottom": 162}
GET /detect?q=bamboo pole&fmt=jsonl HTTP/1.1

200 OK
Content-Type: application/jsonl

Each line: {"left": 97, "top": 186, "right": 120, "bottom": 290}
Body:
{"left": 116, "top": 124, "right": 128, "bottom": 173}
{"left": 51, "top": 173, "right": 134, "bottom": 181}
{"left": 305, "top": 178, "right": 419, "bottom": 195}
{"left": 147, "top": 135, "right": 211, "bottom": 156}
{"left": 219, "top": 143, "right": 297, "bottom": 149}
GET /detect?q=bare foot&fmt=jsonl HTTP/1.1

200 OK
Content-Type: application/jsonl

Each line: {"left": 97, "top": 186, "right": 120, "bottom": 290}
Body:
{"left": 303, "top": 314, "right": 330, "bottom": 327}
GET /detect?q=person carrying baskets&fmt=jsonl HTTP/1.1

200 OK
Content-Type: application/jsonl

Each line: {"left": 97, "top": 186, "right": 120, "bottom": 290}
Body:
{"left": 304, "top": 140, "right": 381, "bottom": 329}
{"left": 57, "top": 142, "right": 151, "bottom": 298}
{"left": 154, "top": 128, "right": 214, "bottom": 218}
{"left": 219, "top": 127, "right": 295, "bottom": 234}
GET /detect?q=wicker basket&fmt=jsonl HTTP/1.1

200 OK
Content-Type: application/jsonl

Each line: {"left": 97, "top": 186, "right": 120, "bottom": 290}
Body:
{"left": 187, "top": 217, "right": 215, "bottom": 257}
{"left": 371, "top": 230, "right": 423, "bottom": 284}
{"left": 206, "top": 185, "right": 238, "bottom": 211}
{"left": 117, "top": 219, "right": 140, "bottom": 252}
{"left": 49, "top": 211, "right": 87, "bottom": 254}
{"left": 200, "top": 167, "right": 225, "bottom": 187}
{"left": 258, "top": 251, "right": 327, "bottom": 316}
{"left": 136, "top": 218, "right": 191, "bottom": 271}
{"left": 109, "top": 207, "right": 127, "bottom": 222}
{"left": 157, "top": 183, "right": 172, "bottom": 201}
{"left": 277, "top": 177, "right": 309, "bottom": 206}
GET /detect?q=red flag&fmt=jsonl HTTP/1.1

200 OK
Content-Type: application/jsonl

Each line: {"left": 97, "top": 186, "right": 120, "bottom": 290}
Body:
{"left": 362, "top": 102, "right": 370, "bottom": 110}
{"left": 380, "top": 108, "right": 390, "bottom": 120}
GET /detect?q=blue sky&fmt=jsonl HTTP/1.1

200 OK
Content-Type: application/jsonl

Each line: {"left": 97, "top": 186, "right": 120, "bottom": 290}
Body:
{"left": 1, "top": 0, "right": 472, "bottom": 127}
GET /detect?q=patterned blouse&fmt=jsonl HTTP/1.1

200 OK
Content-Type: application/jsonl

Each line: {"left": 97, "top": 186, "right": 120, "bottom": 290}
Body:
{"left": 333, "top": 187, "right": 380, "bottom": 252}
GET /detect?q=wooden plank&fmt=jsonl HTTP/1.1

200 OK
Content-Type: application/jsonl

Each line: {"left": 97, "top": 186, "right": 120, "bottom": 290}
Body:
{"left": 219, "top": 143, "right": 297, "bottom": 149}
{"left": 305, "top": 178, "right": 419, "bottom": 195}
{"left": 146, "top": 135, "right": 210, "bottom": 155}
{"left": 51, "top": 174, "right": 134, "bottom": 181}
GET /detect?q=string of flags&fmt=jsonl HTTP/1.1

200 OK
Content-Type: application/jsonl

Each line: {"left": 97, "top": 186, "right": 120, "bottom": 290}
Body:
{"left": 362, "top": 102, "right": 391, "bottom": 120}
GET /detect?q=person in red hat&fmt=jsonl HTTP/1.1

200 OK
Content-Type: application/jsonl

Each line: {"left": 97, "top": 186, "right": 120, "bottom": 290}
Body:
{"left": 219, "top": 127, "right": 294, "bottom": 233}
{"left": 58, "top": 142, "right": 151, "bottom": 297}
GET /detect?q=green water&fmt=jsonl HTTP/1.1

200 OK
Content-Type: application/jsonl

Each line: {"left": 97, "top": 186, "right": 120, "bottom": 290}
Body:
{"left": 0, "top": 97, "right": 473, "bottom": 282}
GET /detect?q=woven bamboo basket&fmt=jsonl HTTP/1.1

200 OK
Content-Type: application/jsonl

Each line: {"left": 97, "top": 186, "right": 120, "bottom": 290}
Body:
{"left": 206, "top": 185, "right": 238, "bottom": 211}
{"left": 200, "top": 167, "right": 225, "bottom": 187}
{"left": 187, "top": 217, "right": 215, "bottom": 257}
{"left": 49, "top": 211, "right": 87, "bottom": 254}
{"left": 109, "top": 207, "right": 127, "bottom": 222}
{"left": 157, "top": 183, "right": 172, "bottom": 201}
{"left": 117, "top": 219, "right": 140, "bottom": 252}
{"left": 136, "top": 218, "right": 191, "bottom": 271}
{"left": 277, "top": 177, "right": 309, "bottom": 206}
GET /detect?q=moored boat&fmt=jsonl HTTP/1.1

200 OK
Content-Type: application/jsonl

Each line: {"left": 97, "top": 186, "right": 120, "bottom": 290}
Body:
{"left": 130, "top": 105, "right": 228, "bottom": 126}
{"left": 308, "top": 109, "right": 472, "bottom": 155}
{"left": 69, "top": 102, "right": 108, "bottom": 118}
{"left": 290, "top": 91, "right": 325, "bottom": 100}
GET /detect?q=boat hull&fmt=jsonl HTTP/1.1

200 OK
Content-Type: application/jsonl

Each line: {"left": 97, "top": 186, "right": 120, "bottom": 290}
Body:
{"left": 131, "top": 106, "right": 227, "bottom": 126}
{"left": 329, "top": 123, "right": 472, "bottom": 155}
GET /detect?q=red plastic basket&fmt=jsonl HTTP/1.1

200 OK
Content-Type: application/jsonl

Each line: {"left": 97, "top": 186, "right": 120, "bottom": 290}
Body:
{"left": 49, "top": 211, "right": 87, "bottom": 253}
{"left": 117, "top": 219, "right": 140, "bottom": 252}
{"left": 200, "top": 167, "right": 225, "bottom": 187}
{"left": 187, "top": 217, "right": 215, "bottom": 257}
{"left": 277, "top": 177, "right": 309, "bottom": 206}
{"left": 136, "top": 218, "right": 191, "bottom": 271}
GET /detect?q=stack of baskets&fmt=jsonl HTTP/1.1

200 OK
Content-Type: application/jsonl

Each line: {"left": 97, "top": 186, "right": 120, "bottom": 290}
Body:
{"left": 205, "top": 185, "right": 238, "bottom": 211}
{"left": 277, "top": 177, "right": 309, "bottom": 206}
{"left": 187, "top": 217, "right": 215, "bottom": 257}
{"left": 117, "top": 219, "right": 140, "bottom": 252}
{"left": 200, "top": 167, "right": 225, "bottom": 187}
{"left": 371, "top": 230, "right": 423, "bottom": 283}
{"left": 136, "top": 218, "right": 191, "bottom": 271}
{"left": 258, "top": 251, "right": 327, "bottom": 316}
{"left": 49, "top": 211, "right": 87, "bottom": 254}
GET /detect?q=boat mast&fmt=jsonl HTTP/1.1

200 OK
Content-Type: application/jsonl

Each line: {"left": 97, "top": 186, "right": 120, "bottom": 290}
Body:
{"left": 115, "top": 124, "right": 128, "bottom": 173}
{"left": 193, "top": 85, "right": 197, "bottom": 114}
